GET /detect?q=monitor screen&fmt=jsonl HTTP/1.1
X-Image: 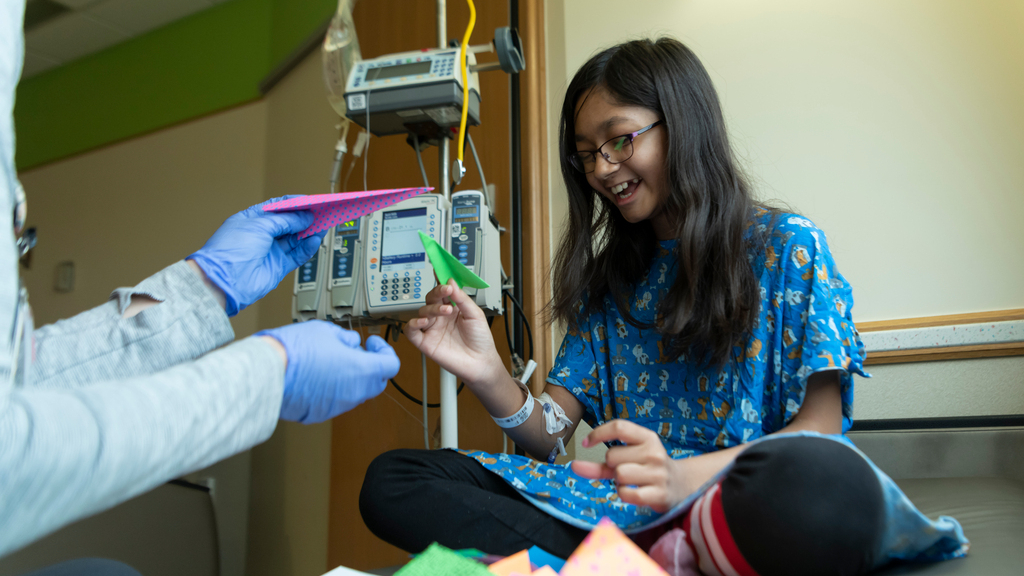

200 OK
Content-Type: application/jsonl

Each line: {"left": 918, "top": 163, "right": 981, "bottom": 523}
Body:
{"left": 381, "top": 208, "right": 428, "bottom": 273}
{"left": 337, "top": 219, "right": 360, "bottom": 236}
{"left": 366, "top": 61, "right": 432, "bottom": 82}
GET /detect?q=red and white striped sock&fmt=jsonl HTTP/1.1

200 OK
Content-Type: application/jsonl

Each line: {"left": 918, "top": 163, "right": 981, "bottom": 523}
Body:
{"left": 683, "top": 483, "right": 760, "bottom": 576}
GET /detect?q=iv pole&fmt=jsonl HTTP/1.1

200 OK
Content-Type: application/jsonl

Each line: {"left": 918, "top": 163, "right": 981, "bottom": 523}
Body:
{"left": 436, "top": 0, "right": 459, "bottom": 449}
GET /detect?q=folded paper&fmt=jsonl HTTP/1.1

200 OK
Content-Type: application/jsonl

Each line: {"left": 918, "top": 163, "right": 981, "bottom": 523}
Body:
{"left": 487, "top": 549, "right": 531, "bottom": 576}
{"left": 527, "top": 547, "right": 566, "bottom": 574}
{"left": 418, "top": 230, "right": 489, "bottom": 289}
{"left": 263, "top": 187, "right": 431, "bottom": 239}
{"left": 395, "top": 543, "right": 493, "bottom": 576}
{"left": 559, "top": 517, "right": 670, "bottom": 576}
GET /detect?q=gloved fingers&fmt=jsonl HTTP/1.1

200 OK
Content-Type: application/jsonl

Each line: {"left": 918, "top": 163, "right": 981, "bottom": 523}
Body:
{"left": 365, "top": 334, "right": 396, "bottom": 355}
{"left": 286, "top": 234, "right": 324, "bottom": 267}
{"left": 333, "top": 325, "right": 363, "bottom": 348}
{"left": 238, "top": 195, "right": 306, "bottom": 220}
{"left": 259, "top": 210, "right": 316, "bottom": 238}
{"left": 362, "top": 343, "right": 401, "bottom": 380}
{"left": 249, "top": 194, "right": 306, "bottom": 211}
{"left": 363, "top": 376, "right": 389, "bottom": 401}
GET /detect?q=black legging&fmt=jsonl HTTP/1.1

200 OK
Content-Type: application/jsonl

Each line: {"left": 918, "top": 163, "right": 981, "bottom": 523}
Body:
{"left": 359, "top": 436, "right": 885, "bottom": 575}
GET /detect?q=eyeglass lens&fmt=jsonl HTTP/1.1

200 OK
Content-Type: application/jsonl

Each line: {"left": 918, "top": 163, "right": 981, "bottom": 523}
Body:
{"left": 572, "top": 135, "right": 633, "bottom": 173}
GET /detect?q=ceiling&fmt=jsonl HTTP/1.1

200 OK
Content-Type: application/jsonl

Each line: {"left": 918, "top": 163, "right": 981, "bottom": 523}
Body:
{"left": 22, "top": 0, "right": 232, "bottom": 79}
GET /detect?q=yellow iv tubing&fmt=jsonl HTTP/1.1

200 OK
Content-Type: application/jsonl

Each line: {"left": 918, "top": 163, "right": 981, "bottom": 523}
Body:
{"left": 457, "top": 0, "right": 476, "bottom": 166}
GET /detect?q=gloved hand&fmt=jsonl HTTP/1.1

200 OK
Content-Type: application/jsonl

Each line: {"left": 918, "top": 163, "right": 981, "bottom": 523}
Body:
{"left": 188, "top": 196, "right": 324, "bottom": 316}
{"left": 257, "top": 320, "right": 401, "bottom": 424}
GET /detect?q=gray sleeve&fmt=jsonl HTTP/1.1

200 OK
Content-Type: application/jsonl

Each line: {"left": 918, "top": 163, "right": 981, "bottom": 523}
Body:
{"left": 30, "top": 261, "right": 235, "bottom": 390}
{"left": 0, "top": 336, "right": 285, "bottom": 558}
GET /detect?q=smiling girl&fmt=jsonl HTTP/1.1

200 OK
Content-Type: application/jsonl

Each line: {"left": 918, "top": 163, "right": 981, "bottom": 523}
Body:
{"left": 359, "top": 38, "right": 967, "bottom": 576}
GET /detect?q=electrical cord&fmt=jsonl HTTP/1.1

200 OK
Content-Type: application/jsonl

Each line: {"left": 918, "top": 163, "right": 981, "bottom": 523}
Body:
{"left": 384, "top": 324, "right": 466, "bottom": 407}
{"left": 503, "top": 289, "right": 534, "bottom": 364}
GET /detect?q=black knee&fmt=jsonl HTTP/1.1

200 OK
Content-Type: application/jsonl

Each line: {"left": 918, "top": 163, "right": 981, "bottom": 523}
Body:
{"left": 359, "top": 449, "right": 418, "bottom": 543}
{"left": 721, "top": 436, "right": 884, "bottom": 576}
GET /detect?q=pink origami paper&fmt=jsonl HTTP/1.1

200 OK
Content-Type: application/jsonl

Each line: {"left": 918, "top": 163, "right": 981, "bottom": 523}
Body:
{"left": 263, "top": 187, "right": 432, "bottom": 239}
{"left": 559, "top": 517, "right": 670, "bottom": 576}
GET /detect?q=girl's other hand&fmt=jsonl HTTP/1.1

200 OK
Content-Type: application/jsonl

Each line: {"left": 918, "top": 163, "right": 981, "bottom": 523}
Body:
{"left": 403, "top": 279, "right": 506, "bottom": 389}
{"left": 571, "top": 419, "right": 694, "bottom": 513}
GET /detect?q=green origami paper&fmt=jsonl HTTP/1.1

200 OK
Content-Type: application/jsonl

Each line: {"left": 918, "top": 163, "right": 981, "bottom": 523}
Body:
{"left": 395, "top": 543, "right": 493, "bottom": 576}
{"left": 418, "top": 231, "right": 489, "bottom": 289}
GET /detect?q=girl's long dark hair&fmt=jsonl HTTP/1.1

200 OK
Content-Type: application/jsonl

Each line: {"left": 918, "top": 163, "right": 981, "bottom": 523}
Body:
{"left": 551, "top": 37, "right": 772, "bottom": 367}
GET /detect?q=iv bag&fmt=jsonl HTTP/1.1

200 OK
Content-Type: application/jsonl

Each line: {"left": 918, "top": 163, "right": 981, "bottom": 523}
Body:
{"left": 322, "top": 0, "right": 361, "bottom": 118}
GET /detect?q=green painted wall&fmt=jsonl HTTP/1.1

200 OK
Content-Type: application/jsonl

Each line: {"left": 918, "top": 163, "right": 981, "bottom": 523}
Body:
{"left": 270, "top": 0, "right": 337, "bottom": 64}
{"left": 13, "top": 0, "right": 337, "bottom": 171}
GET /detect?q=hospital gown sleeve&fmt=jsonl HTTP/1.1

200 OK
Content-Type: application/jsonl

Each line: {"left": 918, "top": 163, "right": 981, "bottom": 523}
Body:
{"left": 764, "top": 216, "right": 868, "bottom": 434}
{"left": 546, "top": 297, "right": 605, "bottom": 428}
{"left": 29, "top": 262, "right": 235, "bottom": 390}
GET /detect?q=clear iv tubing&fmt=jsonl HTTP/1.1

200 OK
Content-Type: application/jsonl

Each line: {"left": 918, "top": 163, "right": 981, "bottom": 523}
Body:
{"left": 457, "top": 0, "right": 476, "bottom": 165}
{"left": 422, "top": 352, "right": 429, "bottom": 449}
{"left": 414, "top": 134, "right": 430, "bottom": 188}
{"left": 467, "top": 133, "right": 487, "bottom": 200}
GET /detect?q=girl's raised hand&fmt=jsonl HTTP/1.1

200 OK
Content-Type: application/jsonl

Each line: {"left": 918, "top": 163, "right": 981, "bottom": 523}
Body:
{"left": 403, "top": 279, "right": 506, "bottom": 389}
{"left": 571, "top": 419, "right": 692, "bottom": 513}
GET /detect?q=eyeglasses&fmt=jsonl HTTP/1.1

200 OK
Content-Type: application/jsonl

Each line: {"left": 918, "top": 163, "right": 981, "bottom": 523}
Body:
{"left": 568, "top": 120, "right": 664, "bottom": 173}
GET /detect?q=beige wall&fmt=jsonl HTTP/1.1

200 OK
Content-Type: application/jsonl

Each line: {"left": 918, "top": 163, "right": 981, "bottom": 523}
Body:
{"left": 18, "top": 102, "right": 268, "bottom": 334}
{"left": 545, "top": 1, "right": 1024, "bottom": 448}
{"left": 16, "top": 48, "right": 339, "bottom": 576}
{"left": 546, "top": 0, "right": 1024, "bottom": 322}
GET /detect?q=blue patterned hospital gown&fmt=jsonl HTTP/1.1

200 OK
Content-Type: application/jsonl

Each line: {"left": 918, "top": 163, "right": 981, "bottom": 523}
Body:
{"left": 460, "top": 210, "right": 968, "bottom": 567}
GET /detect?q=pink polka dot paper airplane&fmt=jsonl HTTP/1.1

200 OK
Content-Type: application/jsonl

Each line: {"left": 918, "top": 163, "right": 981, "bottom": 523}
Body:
{"left": 263, "top": 187, "right": 432, "bottom": 239}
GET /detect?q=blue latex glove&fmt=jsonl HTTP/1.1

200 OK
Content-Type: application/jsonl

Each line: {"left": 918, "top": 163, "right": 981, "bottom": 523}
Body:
{"left": 188, "top": 196, "right": 325, "bottom": 316}
{"left": 257, "top": 321, "right": 401, "bottom": 424}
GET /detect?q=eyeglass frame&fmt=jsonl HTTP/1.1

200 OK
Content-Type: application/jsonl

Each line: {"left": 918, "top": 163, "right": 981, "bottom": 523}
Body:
{"left": 567, "top": 120, "right": 665, "bottom": 173}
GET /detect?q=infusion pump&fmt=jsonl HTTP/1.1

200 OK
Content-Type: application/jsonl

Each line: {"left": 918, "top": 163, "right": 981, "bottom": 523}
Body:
{"left": 292, "top": 191, "right": 502, "bottom": 325}
{"left": 343, "top": 47, "right": 481, "bottom": 139}
{"left": 292, "top": 233, "right": 330, "bottom": 322}
{"left": 364, "top": 194, "right": 449, "bottom": 320}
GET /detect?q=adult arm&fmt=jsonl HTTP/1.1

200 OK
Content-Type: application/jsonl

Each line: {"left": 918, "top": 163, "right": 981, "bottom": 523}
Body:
{"left": 0, "top": 336, "right": 285, "bottom": 557}
{"left": 572, "top": 370, "right": 842, "bottom": 512}
{"left": 30, "top": 261, "right": 235, "bottom": 389}
{"left": 31, "top": 198, "right": 322, "bottom": 390}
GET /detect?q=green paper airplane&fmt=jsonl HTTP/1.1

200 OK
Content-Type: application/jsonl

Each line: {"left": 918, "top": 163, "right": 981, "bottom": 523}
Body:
{"left": 418, "top": 230, "right": 489, "bottom": 289}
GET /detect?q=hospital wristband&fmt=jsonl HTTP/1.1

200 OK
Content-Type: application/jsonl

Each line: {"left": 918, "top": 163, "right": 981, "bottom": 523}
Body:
{"left": 492, "top": 379, "right": 534, "bottom": 429}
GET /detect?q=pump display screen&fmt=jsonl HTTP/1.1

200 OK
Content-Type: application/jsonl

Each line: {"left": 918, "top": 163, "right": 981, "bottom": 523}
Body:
{"left": 337, "top": 219, "right": 360, "bottom": 236}
{"left": 455, "top": 207, "right": 477, "bottom": 215}
{"left": 366, "top": 61, "right": 432, "bottom": 82}
{"left": 381, "top": 208, "right": 427, "bottom": 272}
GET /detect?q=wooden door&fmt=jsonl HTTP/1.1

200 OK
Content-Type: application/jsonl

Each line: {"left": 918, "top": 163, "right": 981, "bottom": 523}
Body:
{"left": 326, "top": 0, "right": 549, "bottom": 571}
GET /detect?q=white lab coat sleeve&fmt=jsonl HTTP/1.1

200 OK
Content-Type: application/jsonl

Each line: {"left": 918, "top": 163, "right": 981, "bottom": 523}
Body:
{"left": 30, "top": 261, "right": 237, "bottom": 390}
{"left": 0, "top": 0, "right": 23, "bottom": 385}
{"left": 0, "top": 336, "right": 285, "bottom": 558}
{"left": 0, "top": 0, "right": 285, "bottom": 558}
